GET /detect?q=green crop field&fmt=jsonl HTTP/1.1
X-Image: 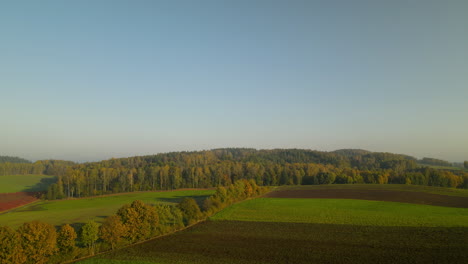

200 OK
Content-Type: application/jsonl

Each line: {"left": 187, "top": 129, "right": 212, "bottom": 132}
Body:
{"left": 0, "top": 189, "right": 214, "bottom": 228}
{"left": 211, "top": 198, "right": 468, "bottom": 227}
{"left": 0, "top": 174, "right": 56, "bottom": 193}
{"left": 78, "top": 185, "right": 468, "bottom": 264}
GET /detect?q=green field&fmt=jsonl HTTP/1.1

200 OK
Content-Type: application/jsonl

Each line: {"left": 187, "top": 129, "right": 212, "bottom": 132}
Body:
{"left": 0, "top": 189, "right": 214, "bottom": 228}
{"left": 211, "top": 198, "right": 468, "bottom": 227}
{"left": 0, "top": 174, "right": 56, "bottom": 193}
{"left": 78, "top": 185, "right": 468, "bottom": 264}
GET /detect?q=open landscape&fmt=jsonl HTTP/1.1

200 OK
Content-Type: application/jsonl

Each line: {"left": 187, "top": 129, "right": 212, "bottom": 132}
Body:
{"left": 0, "top": 174, "right": 56, "bottom": 212}
{"left": 2, "top": 1, "right": 468, "bottom": 263}
{"left": 77, "top": 184, "right": 468, "bottom": 264}
{"left": 0, "top": 189, "right": 214, "bottom": 228}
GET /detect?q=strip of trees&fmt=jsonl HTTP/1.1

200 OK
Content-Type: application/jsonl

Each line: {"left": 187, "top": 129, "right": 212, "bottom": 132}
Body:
{"left": 0, "top": 180, "right": 269, "bottom": 264}
{"left": 1, "top": 149, "right": 467, "bottom": 199}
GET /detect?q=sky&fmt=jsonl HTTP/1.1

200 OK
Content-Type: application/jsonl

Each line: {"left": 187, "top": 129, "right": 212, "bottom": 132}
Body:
{"left": 1, "top": 0, "right": 467, "bottom": 162}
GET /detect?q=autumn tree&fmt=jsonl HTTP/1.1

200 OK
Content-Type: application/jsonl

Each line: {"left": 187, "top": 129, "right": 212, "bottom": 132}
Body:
{"left": 178, "top": 198, "right": 202, "bottom": 225}
{"left": 117, "top": 200, "right": 159, "bottom": 242}
{"left": 0, "top": 226, "right": 26, "bottom": 264}
{"left": 80, "top": 221, "right": 99, "bottom": 255}
{"left": 464, "top": 161, "right": 468, "bottom": 169}
{"left": 100, "top": 215, "right": 127, "bottom": 249}
{"left": 18, "top": 221, "right": 57, "bottom": 264}
{"left": 57, "top": 224, "right": 77, "bottom": 253}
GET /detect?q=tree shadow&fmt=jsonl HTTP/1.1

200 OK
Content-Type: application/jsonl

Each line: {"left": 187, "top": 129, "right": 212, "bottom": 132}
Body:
{"left": 153, "top": 194, "right": 211, "bottom": 206}
{"left": 23, "top": 176, "right": 57, "bottom": 192}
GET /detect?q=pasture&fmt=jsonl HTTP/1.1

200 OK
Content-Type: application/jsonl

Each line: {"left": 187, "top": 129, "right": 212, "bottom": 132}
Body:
{"left": 0, "top": 174, "right": 56, "bottom": 193}
{"left": 77, "top": 184, "right": 468, "bottom": 264}
{"left": 0, "top": 189, "right": 214, "bottom": 228}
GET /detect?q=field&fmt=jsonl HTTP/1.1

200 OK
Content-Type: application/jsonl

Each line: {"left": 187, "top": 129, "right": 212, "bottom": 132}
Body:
{"left": 0, "top": 189, "right": 214, "bottom": 228}
{"left": 265, "top": 185, "right": 468, "bottom": 208}
{"left": 0, "top": 174, "right": 56, "bottom": 212}
{"left": 78, "top": 184, "right": 468, "bottom": 264}
{"left": 0, "top": 192, "right": 39, "bottom": 212}
{"left": 0, "top": 174, "right": 56, "bottom": 193}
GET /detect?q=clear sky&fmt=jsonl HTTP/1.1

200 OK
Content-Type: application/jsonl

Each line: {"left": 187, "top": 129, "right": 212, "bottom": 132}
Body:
{"left": 1, "top": 0, "right": 467, "bottom": 162}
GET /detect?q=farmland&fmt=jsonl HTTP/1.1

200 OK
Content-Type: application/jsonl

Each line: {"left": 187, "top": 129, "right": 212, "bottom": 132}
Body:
{"left": 0, "top": 174, "right": 56, "bottom": 193}
{"left": 0, "top": 174, "right": 56, "bottom": 212}
{"left": 77, "top": 184, "right": 468, "bottom": 264}
{"left": 0, "top": 189, "right": 214, "bottom": 228}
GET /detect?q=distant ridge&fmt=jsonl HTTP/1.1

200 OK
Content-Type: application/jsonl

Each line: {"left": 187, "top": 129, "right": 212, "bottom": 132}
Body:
{"left": 0, "top": 156, "right": 31, "bottom": 164}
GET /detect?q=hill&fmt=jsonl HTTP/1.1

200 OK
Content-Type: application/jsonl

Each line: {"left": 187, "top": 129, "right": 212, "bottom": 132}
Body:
{"left": 0, "top": 156, "right": 31, "bottom": 163}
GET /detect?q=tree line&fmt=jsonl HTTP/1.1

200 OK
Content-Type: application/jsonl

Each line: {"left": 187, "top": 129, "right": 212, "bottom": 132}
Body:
{"left": 1, "top": 149, "right": 467, "bottom": 199}
{"left": 42, "top": 149, "right": 468, "bottom": 199}
{"left": 0, "top": 160, "right": 74, "bottom": 177}
{"left": 0, "top": 180, "right": 268, "bottom": 264}
{"left": 0, "top": 156, "right": 31, "bottom": 164}
{"left": 418, "top": 157, "right": 453, "bottom": 167}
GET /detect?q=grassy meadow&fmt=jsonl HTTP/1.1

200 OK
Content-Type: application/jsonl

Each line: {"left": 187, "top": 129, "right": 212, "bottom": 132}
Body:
{"left": 77, "top": 184, "right": 468, "bottom": 264}
{"left": 0, "top": 174, "right": 56, "bottom": 193}
{"left": 0, "top": 189, "right": 214, "bottom": 228}
{"left": 211, "top": 198, "right": 468, "bottom": 227}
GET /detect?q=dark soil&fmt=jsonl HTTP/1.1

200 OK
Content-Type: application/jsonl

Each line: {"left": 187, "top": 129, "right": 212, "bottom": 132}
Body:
{"left": 265, "top": 189, "right": 468, "bottom": 208}
{"left": 89, "top": 221, "right": 468, "bottom": 264}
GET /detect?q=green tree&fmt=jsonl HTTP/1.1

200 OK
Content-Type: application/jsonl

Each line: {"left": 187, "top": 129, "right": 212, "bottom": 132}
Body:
{"left": 0, "top": 226, "right": 26, "bottom": 264}
{"left": 80, "top": 221, "right": 99, "bottom": 255}
{"left": 100, "top": 215, "right": 127, "bottom": 249}
{"left": 464, "top": 161, "right": 468, "bottom": 169}
{"left": 178, "top": 198, "right": 202, "bottom": 225}
{"left": 18, "top": 221, "right": 57, "bottom": 264}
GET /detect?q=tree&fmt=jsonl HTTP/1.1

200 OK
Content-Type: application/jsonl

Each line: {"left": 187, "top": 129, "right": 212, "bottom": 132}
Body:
{"left": 464, "top": 161, "right": 468, "bottom": 169}
{"left": 116, "top": 200, "right": 159, "bottom": 242}
{"left": 80, "top": 221, "right": 99, "bottom": 255}
{"left": 57, "top": 224, "right": 77, "bottom": 253}
{"left": 178, "top": 198, "right": 202, "bottom": 225}
{"left": 18, "top": 221, "right": 57, "bottom": 264}
{"left": 0, "top": 226, "right": 26, "bottom": 264}
{"left": 100, "top": 215, "right": 127, "bottom": 249}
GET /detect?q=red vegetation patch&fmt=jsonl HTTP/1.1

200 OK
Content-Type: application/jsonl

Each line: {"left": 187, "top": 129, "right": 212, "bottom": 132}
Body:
{"left": 265, "top": 189, "right": 468, "bottom": 208}
{"left": 0, "top": 192, "right": 39, "bottom": 212}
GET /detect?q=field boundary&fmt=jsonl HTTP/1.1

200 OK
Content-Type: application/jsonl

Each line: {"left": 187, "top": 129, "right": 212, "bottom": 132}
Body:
{"left": 68, "top": 189, "right": 272, "bottom": 263}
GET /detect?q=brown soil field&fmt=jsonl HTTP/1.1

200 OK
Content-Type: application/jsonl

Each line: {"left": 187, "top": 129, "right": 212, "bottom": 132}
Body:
{"left": 265, "top": 188, "right": 468, "bottom": 208}
{"left": 0, "top": 192, "right": 39, "bottom": 212}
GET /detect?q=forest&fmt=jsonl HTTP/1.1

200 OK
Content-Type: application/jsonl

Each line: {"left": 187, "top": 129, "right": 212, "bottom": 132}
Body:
{"left": 1, "top": 149, "right": 467, "bottom": 200}
{"left": 0, "top": 156, "right": 31, "bottom": 164}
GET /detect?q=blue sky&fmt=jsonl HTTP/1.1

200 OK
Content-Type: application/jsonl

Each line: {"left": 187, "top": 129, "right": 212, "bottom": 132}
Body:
{"left": 1, "top": 0, "right": 467, "bottom": 162}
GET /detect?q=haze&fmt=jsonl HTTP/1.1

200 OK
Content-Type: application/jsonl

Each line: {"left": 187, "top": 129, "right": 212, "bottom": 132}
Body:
{"left": 1, "top": 0, "right": 467, "bottom": 162}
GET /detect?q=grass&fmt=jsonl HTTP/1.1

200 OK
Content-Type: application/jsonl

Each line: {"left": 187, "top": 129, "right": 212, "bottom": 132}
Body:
{"left": 0, "top": 189, "right": 214, "bottom": 228}
{"left": 0, "top": 174, "right": 56, "bottom": 193}
{"left": 274, "top": 184, "right": 468, "bottom": 197}
{"left": 212, "top": 198, "right": 468, "bottom": 227}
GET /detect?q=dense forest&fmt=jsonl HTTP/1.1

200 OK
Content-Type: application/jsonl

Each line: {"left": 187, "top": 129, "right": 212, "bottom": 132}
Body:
{"left": 0, "top": 160, "right": 74, "bottom": 176}
{"left": 1, "top": 149, "right": 467, "bottom": 199}
{"left": 0, "top": 156, "right": 31, "bottom": 164}
{"left": 43, "top": 149, "right": 468, "bottom": 199}
{"left": 418, "top": 157, "right": 453, "bottom": 167}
